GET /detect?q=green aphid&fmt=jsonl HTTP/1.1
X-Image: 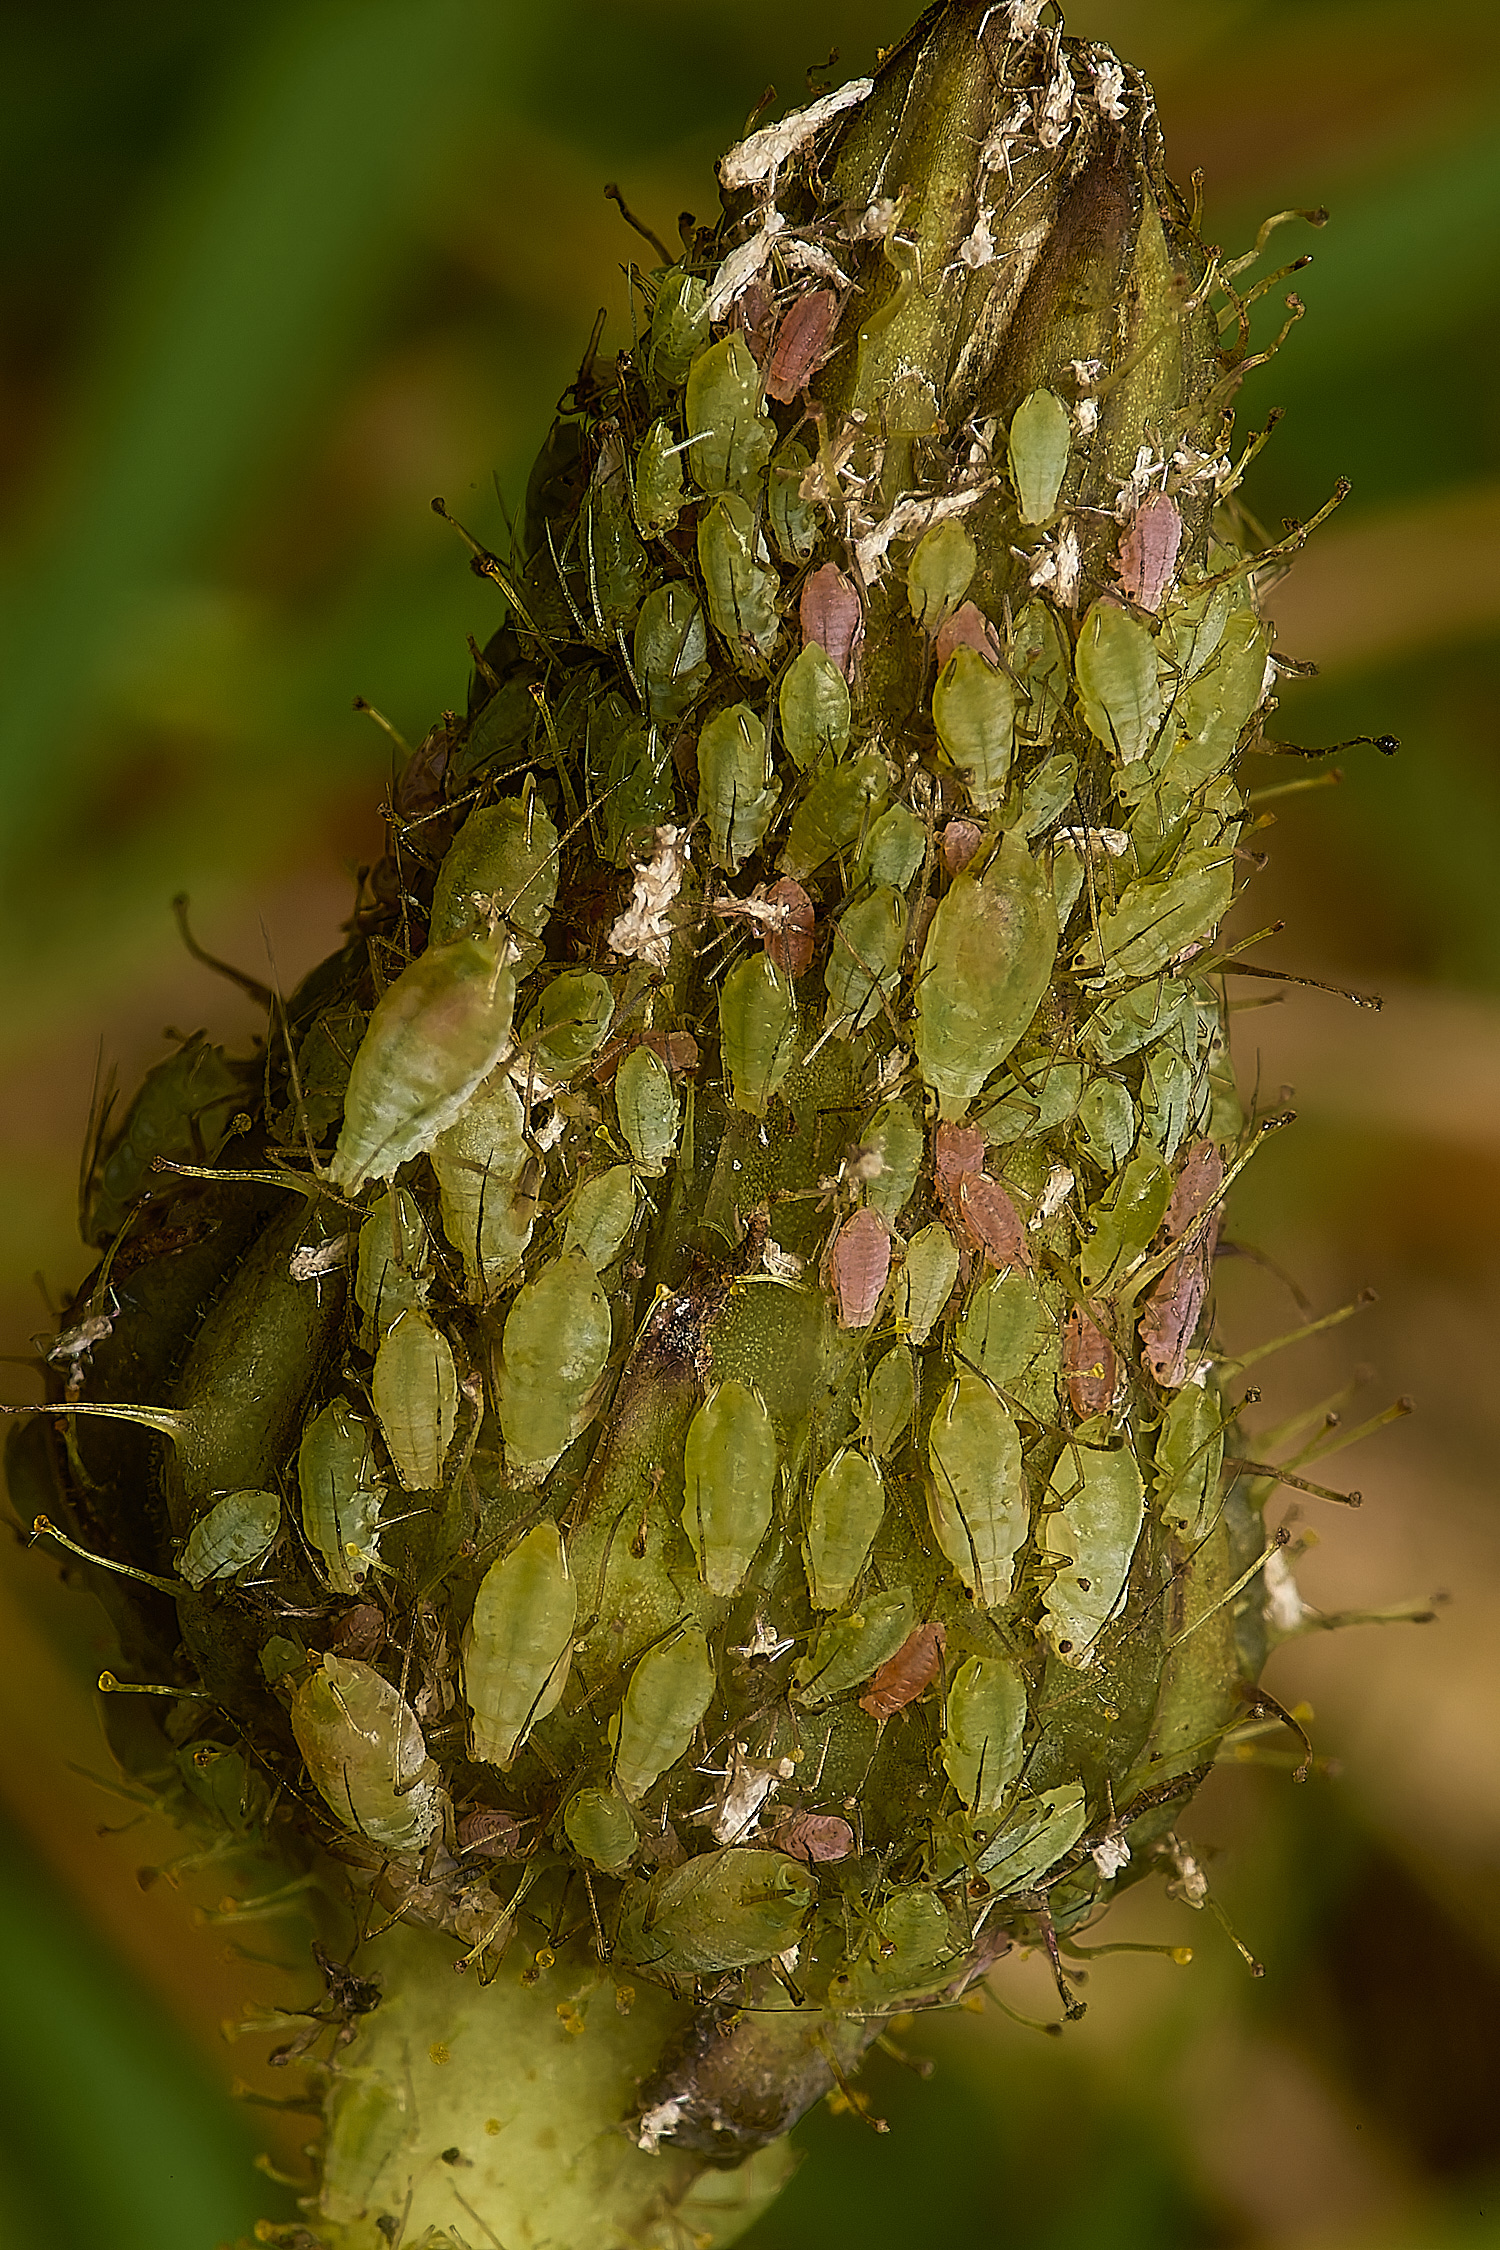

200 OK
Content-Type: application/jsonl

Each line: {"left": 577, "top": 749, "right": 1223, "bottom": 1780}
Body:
{"left": 589, "top": 694, "right": 674, "bottom": 866}
{"left": 1007, "top": 389, "right": 1071, "bottom": 524}
{"left": 844, "top": 1887, "right": 962, "bottom": 2007}
{"left": 618, "top": 1848, "right": 814, "bottom": 1979}
{"left": 793, "top": 1587, "right": 916, "bottom": 1706}
{"left": 329, "top": 936, "right": 516, "bottom": 1192}
{"left": 824, "top": 883, "right": 906, "bottom": 1034}
{"left": 633, "top": 418, "right": 687, "bottom": 538}
{"left": 1083, "top": 982, "right": 1193, "bottom": 1065}
{"left": 86, "top": 1032, "right": 245, "bottom": 1245}
{"left": 429, "top": 786, "right": 559, "bottom": 965}
{"left": 1076, "top": 599, "right": 1163, "bottom": 767}
{"left": 684, "top": 333, "right": 773, "bottom": 494}
{"left": 860, "top": 1098, "right": 924, "bottom": 1226}
{"left": 1073, "top": 849, "right": 1235, "bottom": 981}
{"left": 430, "top": 1068, "right": 534, "bottom": 1301}
{"left": 1142, "top": 1044, "right": 1198, "bottom": 1161}
{"left": 698, "top": 493, "right": 781, "bottom": 666}
{"left": 647, "top": 265, "right": 709, "bottom": 387}
{"left": 907, "top": 518, "right": 976, "bottom": 632}
{"left": 1162, "top": 596, "right": 1267, "bottom": 789}
{"left": 1076, "top": 1076, "right": 1136, "bottom": 1170}
{"left": 681, "top": 1380, "right": 778, "bottom": 1598}
{"left": 933, "top": 646, "right": 1016, "bottom": 810}
{"left": 611, "top": 1624, "right": 715, "bottom": 1802}
{"left": 896, "top": 1223, "right": 959, "bottom": 1347}
{"left": 779, "top": 748, "right": 890, "bottom": 880}
{"left": 354, "top": 1188, "right": 432, "bottom": 1344}
{"left": 927, "top": 1372, "right": 1028, "bottom": 1608}
{"left": 1079, "top": 1146, "right": 1172, "bottom": 1291}
{"left": 564, "top": 1786, "right": 637, "bottom": 1873}
{"left": 767, "top": 440, "right": 819, "bottom": 563}
{"left": 977, "top": 1061, "right": 1083, "bottom": 1146}
{"left": 372, "top": 1308, "right": 458, "bottom": 1493}
{"left": 719, "top": 954, "right": 798, "bottom": 1117}
{"left": 518, "top": 969, "right": 615, "bottom": 1081}
{"left": 975, "top": 1782, "right": 1087, "bottom": 1888}
{"left": 862, "top": 1345, "right": 916, "bottom": 1461}
{"left": 495, "top": 1250, "right": 612, "bottom": 1481}
{"left": 563, "top": 1164, "right": 638, "bottom": 1271}
{"left": 915, "top": 831, "right": 1058, "bottom": 1118}
{"left": 1011, "top": 750, "right": 1080, "bottom": 841}
{"left": 1154, "top": 1379, "right": 1225, "bottom": 1542}
{"left": 805, "top": 1449, "right": 886, "bottom": 1609}
{"left": 583, "top": 481, "right": 649, "bottom": 630}
{"left": 1041, "top": 1437, "right": 1146, "bottom": 1667}
{"left": 955, "top": 1267, "right": 1045, "bottom": 1386}
{"left": 855, "top": 802, "right": 925, "bottom": 891}
{"left": 1010, "top": 597, "right": 1070, "bottom": 743}
{"left": 635, "top": 584, "right": 712, "bottom": 724}
{"left": 697, "top": 702, "right": 778, "bottom": 870}
{"left": 464, "top": 1522, "right": 576, "bottom": 1770}
{"left": 298, "top": 1396, "right": 386, "bottom": 1595}
{"left": 281, "top": 998, "right": 366, "bottom": 1146}
{"left": 778, "top": 642, "right": 850, "bottom": 774}
{"left": 179, "top": 1489, "right": 281, "bottom": 1589}
{"left": 291, "top": 1654, "right": 440, "bottom": 1853}
{"left": 614, "top": 1044, "right": 678, "bottom": 1176}
{"left": 941, "top": 1655, "right": 1028, "bottom": 1815}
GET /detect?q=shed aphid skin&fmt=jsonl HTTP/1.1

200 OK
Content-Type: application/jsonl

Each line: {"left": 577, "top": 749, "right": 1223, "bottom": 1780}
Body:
{"left": 14, "top": 11, "right": 1408, "bottom": 2243}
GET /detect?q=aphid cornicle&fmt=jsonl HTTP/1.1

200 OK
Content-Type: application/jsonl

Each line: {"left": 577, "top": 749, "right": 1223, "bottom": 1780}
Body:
{"left": 611, "top": 1625, "right": 715, "bottom": 1802}
{"left": 291, "top": 1653, "right": 440, "bottom": 1852}
{"left": 681, "top": 1381, "right": 777, "bottom": 1598}
{"left": 464, "top": 1522, "right": 576, "bottom": 1770}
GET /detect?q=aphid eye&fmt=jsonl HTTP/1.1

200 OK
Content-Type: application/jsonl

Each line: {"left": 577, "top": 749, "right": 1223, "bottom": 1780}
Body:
{"left": 1007, "top": 388, "right": 1071, "bottom": 523}
{"left": 464, "top": 1522, "right": 576, "bottom": 1770}
{"left": 681, "top": 1381, "right": 778, "bottom": 1597}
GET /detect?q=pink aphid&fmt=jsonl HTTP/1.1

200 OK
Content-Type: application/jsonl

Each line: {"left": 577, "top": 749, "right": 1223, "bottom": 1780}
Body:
{"left": 766, "top": 288, "right": 841, "bottom": 404}
{"left": 941, "top": 818, "right": 984, "bottom": 876}
{"left": 958, "top": 1174, "right": 1033, "bottom": 1272}
{"left": 1064, "top": 1306, "right": 1118, "bottom": 1417}
{"left": 770, "top": 1810, "right": 855, "bottom": 1864}
{"left": 456, "top": 1807, "right": 524, "bottom": 1859}
{"left": 762, "top": 876, "right": 815, "bottom": 980}
{"left": 731, "top": 278, "right": 776, "bottom": 370}
{"left": 1163, "top": 1137, "right": 1224, "bottom": 1240}
{"left": 1139, "top": 1208, "right": 1223, "bottom": 1389}
{"left": 828, "top": 1207, "right": 892, "bottom": 1330}
{"left": 859, "top": 1621, "right": 947, "bottom": 1720}
{"left": 1116, "top": 491, "right": 1183, "bottom": 614}
{"left": 934, "top": 1120, "right": 986, "bottom": 1221}
{"left": 800, "top": 562, "right": 862, "bottom": 680}
{"left": 935, "top": 600, "right": 1002, "bottom": 670}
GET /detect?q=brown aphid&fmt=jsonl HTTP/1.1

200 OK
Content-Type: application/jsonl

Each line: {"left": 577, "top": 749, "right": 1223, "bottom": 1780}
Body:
{"left": 731, "top": 278, "right": 777, "bottom": 369}
{"left": 828, "top": 1207, "right": 892, "bottom": 1330}
{"left": 769, "top": 1811, "right": 855, "bottom": 1864}
{"left": 800, "top": 562, "right": 862, "bottom": 679}
{"left": 762, "top": 876, "right": 815, "bottom": 979}
{"left": 456, "top": 1807, "right": 524, "bottom": 1859}
{"left": 934, "top": 600, "right": 1002, "bottom": 669}
{"left": 1064, "top": 1306, "right": 1118, "bottom": 1416}
{"left": 941, "top": 818, "right": 984, "bottom": 875}
{"left": 1116, "top": 491, "right": 1183, "bottom": 614}
{"left": 859, "top": 1621, "right": 947, "bottom": 1720}
{"left": 329, "top": 1603, "right": 386, "bottom": 1663}
{"left": 644, "top": 1029, "right": 702, "bottom": 1074}
{"left": 1164, "top": 1138, "right": 1224, "bottom": 1240}
{"left": 958, "top": 1174, "right": 1033, "bottom": 1271}
{"left": 1139, "top": 1208, "right": 1223, "bottom": 1389}
{"left": 765, "top": 288, "right": 841, "bottom": 403}
{"left": 933, "top": 1121, "right": 986, "bottom": 1221}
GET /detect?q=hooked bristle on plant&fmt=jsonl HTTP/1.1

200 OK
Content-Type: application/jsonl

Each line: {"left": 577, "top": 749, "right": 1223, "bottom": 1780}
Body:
{"left": 7, "top": 5, "right": 1408, "bottom": 2245}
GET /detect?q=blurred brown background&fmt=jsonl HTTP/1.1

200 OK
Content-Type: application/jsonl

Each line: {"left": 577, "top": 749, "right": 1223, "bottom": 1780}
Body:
{"left": 1, "top": 1, "right": 1496, "bottom": 2244}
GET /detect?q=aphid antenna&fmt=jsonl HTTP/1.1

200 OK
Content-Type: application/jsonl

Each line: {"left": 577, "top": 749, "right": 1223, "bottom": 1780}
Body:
{"left": 97, "top": 1668, "right": 214, "bottom": 1702}
{"left": 1254, "top": 731, "right": 1399, "bottom": 765}
{"left": 1226, "top": 1455, "right": 1361, "bottom": 1508}
{"left": 429, "top": 497, "right": 553, "bottom": 655}
{"left": 1161, "top": 1527, "right": 1290, "bottom": 1660}
{"left": 1221, "top": 1285, "right": 1377, "bottom": 1378}
{"left": 1217, "top": 251, "right": 1317, "bottom": 344}
{"left": 169, "top": 894, "right": 274, "bottom": 1010}
{"left": 814, "top": 2034, "right": 890, "bottom": 2133}
{"left": 602, "top": 182, "right": 671, "bottom": 267}
{"left": 1279, "top": 1394, "right": 1413, "bottom": 1478}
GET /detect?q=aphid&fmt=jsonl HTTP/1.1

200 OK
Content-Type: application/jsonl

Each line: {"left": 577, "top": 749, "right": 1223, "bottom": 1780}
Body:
{"left": 1015, "top": 752, "right": 1081, "bottom": 846}
{"left": 779, "top": 747, "right": 891, "bottom": 880}
{"left": 1085, "top": 982, "right": 1192, "bottom": 1065}
{"left": 766, "top": 287, "right": 841, "bottom": 403}
{"left": 1075, "top": 598, "right": 1162, "bottom": 766}
{"left": 824, "top": 883, "right": 906, "bottom": 1034}
{"left": 896, "top": 1223, "right": 959, "bottom": 1346}
{"left": 793, "top": 1587, "right": 916, "bottom": 1705}
{"left": 464, "top": 1522, "right": 576, "bottom": 1769}
{"left": 862, "top": 1345, "right": 915, "bottom": 1461}
{"left": 767, "top": 440, "right": 818, "bottom": 563}
{"left": 778, "top": 642, "right": 850, "bottom": 773}
{"left": 1079, "top": 1147, "right": 1172, "bottom": 1291}
{"left": 517, "top": 970, "right": 615, "bottom": 1081}
{"left": 768, "top": 1811, "right": 854, "bottom": 1863}
{"left": 1073, "top": 849, "right": 1234, "bottom": 980}
{"left": 941, "top": 817, "right": 983, "bottom": 875}
{"left": 456, "top": 1807, "right": 523, "bottom": 1859}
{"left": 85, "top": 1032, "right": 245, "bottom": 1245}
{"left": 761, "top": 876, "right": 815, "bottom": 979}
{"left": 329, "top": 936, "right": 517, "bottom": 1193}
{"left": 290, "top": 1653, "right": 440, "bottom": 1852}
{"left": 827, "top": 1209, "right": 892, "bottom": 1330}
{"left": 635, "top": 583, "right": 712, "bottom": 724}
{"left": 958, "top": 1175, "right": 1033, "bottom": 1272}
{"left": 955, "top": 1267, "right": 1044, "bottom": 1386}
{"left": 927, "top": 1372, "right": 1028, "bottom": 1608}
{"left": 976, "top": 1060, "right": 1083, "bottom": 1146}
{"left": 1154, "top": 1379, "right": 1225, "bottom": 1540}
{"left": 430, "top": 1067, "right": 535, "bottom": 1301}
{"left": 1041, "top": 1436, "right": 1146, "bottom": 1666}
{"left": 833, "top": 1885, "right": 961, "bottom": 2012}
{"left": 1139, "top": 1209, "right": 1223, "bottom": 1389}
{"left": 1142, "top": 1045, "right": 1195, "bottom": 1162}
{"left": 354, "top": 1188, "right": 432, "bottom": 1344}
{"left": 934, "top": 1121, "right": 985, "bottom": 1216}
{"left": 974, "top": 1782, "right": 1087, "bottom": 1890}
{"left": 648, "top": 266, "right": 710, "bottom": 387}
{"left": 1063, "top": 1307, "right": 1118, "bottom": 1417}
{"left": 372, "top": 1308, "right": 459, "bottom": 1492}
{"left": 805, "top": 1447, "right": 885, "bottom": 1607}
{"left": 799, "top": 562, "right": 861, "bottom": 679}
{"left": 941, "top": 1654, "right": 1027, "bottom": 1814}
{"left": 179, "top": 1488, "right": 281, "bottom": 1589}
{"left": 855, "top": 802, "right": 925, "bottom": 892}
{"left": 1010, "top": 597, "right": 1070, "bottom": 744}
{"left": 1164, "top": 603, "right": 1268, "bottom": 786}
{"left": 681, "top": 1380, "right": 778, "bottom": 1597}
{"left": 697, "top": 703, "right": 778, "bottom": 870}
{"left": 1165, "top": 1137, "right": 1225, "bottom": 1236}
{"left": 330, "top": 1603, "right": 386, "bottom": 1663}
{"left": 633, "top": 419, "right": 687, "bottom": 538}
{"left": 907, "top": 518, "right": 977, "bottom": 633}
{"left": 916, "top": 832, "right": 1058, "bottom": 1118}
{"left": 564, "top": 1786, "right": 638, "bottom": 1873}
{"left": 719, "top": 954, "right": 798, "bottom": 1118}
{"left": 298, "top": 1397, "right": 386, "bottom": 1594}
{"left": 697, "top": 493, "right": 781, "bottom": 666}
{"left": 859, "top": 1620, "right": 946, "bottom": 1720}
{"left": 618, "top": 1848, "right": 814, "bottom": 1979}
{"left": 589, "top": 694, "right": 674, "bottom": 867}
{"left": 429, "top": 786, "right": 559, "bottom": 963}
{"left": 932, "top": 646, "right": 1016, "bottom": 809}
{"left": 1117, "top": 491, "right": 1183, "bottom": 613}
{"left": 859, "top": 1098, "right": 924, "bottom": 1226}
{"left": 495, "top": 1250, "right": 613, "bottom": 1480}
{"left": 1075, "top": 1077, "right": 1136, "bottom": 1170}
{"left": 583, "top": 479, "right": 649, "bottom": 631}
{"left": 563, "top": 1164, "right": 639, "bottom": 1270}
{"left": 684, "top": 333, "right": 773, "bottom": 494}
{"left": 614, "top": 1045, "right": 679, "bottom": 1175}
{"left": 1007, "top": 388, "right": 1071, "bottom": 523}
{"left": 611, "top": 1624, "right": 715, "bottom": 1801}
{"left": 935, "top": 601, "right": 1002, "bottom": 671}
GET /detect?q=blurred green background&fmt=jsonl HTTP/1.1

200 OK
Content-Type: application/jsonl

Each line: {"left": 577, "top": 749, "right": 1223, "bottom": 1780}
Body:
{"left": 2, "top": 0, "right": 1497, "bottom": 2243}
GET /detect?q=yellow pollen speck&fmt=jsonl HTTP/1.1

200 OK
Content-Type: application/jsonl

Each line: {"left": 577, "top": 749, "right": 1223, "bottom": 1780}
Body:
{"left": 429, "top": 2041, "right": 451, "bottom": 2066}
{"left": 485, "top": 2119, "right": 502, "bottom": 2136}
